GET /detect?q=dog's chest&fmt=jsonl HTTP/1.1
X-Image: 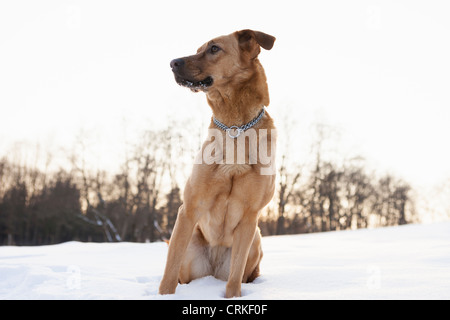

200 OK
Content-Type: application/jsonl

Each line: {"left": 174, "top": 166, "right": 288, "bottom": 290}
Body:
{"left": 198, "top": 191, "right": 244, "bottom": 247}
{"left": 217, "top": 163, "right": 252, "bottom": 176}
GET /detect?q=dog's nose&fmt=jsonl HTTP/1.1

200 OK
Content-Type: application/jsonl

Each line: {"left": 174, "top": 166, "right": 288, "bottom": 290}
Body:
{"left": 170, "top": 58, "right": 185, "bottom": 71}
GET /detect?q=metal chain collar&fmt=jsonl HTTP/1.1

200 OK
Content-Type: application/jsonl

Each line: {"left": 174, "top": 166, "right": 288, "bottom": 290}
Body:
{"left": 213, "top": 108, "right": 266, "bottom": 139}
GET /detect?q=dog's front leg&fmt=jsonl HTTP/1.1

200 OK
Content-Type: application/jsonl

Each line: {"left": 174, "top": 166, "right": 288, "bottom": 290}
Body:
{"left": 225, "top": 215, "right": 258, "bottom": 298}
{"left": 159, "top": 205, "right": 196, "bottom": 295}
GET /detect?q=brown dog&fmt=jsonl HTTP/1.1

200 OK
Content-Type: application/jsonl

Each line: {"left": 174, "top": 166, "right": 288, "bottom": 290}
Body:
{"left": 159, "top": 29, "right": 276, "bottom": 298}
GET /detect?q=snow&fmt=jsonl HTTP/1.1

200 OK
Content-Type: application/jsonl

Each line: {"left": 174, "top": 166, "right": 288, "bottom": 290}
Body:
{"left": 1, "top": 222, "right": 450, "bottom": 300}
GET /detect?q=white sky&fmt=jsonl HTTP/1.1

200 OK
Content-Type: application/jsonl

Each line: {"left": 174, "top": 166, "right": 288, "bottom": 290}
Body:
{"left": 1, "top": 0, "right": 450, "bottom": 190}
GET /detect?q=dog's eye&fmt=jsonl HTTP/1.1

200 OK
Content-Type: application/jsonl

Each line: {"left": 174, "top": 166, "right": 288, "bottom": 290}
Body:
{"left": 210, "top": 45, "right": 221, "bottom": 54}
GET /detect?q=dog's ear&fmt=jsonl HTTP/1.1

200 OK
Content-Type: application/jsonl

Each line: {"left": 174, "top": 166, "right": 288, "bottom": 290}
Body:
{"left": 236, "top": 29, "right": 276, "bottom": 59}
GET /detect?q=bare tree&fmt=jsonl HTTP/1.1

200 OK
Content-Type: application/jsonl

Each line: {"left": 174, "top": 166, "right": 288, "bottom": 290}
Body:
{"left": 276, "top": 154, "right": 301, "bottom": 235}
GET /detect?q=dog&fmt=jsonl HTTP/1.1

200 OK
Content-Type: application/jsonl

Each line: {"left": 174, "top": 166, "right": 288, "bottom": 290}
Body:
{"left": 159, "top": 29, "right": 276, "bottom": 298}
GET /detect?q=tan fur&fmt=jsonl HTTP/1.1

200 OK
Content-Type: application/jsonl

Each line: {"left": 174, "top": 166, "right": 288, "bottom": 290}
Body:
{"left": 159, "top": 29, "right": 276, "bottom": 298}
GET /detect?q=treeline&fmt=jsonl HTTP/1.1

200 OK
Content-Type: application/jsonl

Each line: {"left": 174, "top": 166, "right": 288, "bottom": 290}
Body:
{"left": 0, "top": 128, "right": 184, "bottom": 245}
{"left": 0, "top": 124, "right": 416, "bottom": 245}
{"left": 259, "top": 123, "right": 416, "bottom": 235}
{"left": 260, "top": 155, "right": 415, "bottom": 236}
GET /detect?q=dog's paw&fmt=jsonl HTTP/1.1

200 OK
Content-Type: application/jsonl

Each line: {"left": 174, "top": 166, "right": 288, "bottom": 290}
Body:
{"left": 225, "top": 285, "right": 241, "bottom": 298}
{"left": 158, "top": 280, "right": 177, "bottom": 295}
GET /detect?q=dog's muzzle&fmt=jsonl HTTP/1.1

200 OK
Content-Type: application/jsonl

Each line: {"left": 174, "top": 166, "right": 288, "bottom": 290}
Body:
{"left": 170, "top": 58, "right": 214, "bottom": 91}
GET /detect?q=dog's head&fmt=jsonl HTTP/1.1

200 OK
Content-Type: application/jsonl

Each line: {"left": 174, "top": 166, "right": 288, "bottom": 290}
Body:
{"left": 170, "top": 29, "right": 275, "bottom": 93}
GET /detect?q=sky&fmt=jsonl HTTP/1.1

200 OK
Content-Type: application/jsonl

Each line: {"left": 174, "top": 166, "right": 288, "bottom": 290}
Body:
{"left": 1, "top": 0, "right": 450, "bottom": 192}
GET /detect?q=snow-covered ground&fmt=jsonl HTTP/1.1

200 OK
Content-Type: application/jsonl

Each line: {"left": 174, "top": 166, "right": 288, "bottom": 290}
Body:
{"left": 1, "top": 222, "right": 449, "bottom": 300}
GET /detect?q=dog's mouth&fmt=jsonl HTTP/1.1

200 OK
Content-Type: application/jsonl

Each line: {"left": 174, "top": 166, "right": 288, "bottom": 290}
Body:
{"left": 174, "top": 75, "right": 214, "bottom": 92}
